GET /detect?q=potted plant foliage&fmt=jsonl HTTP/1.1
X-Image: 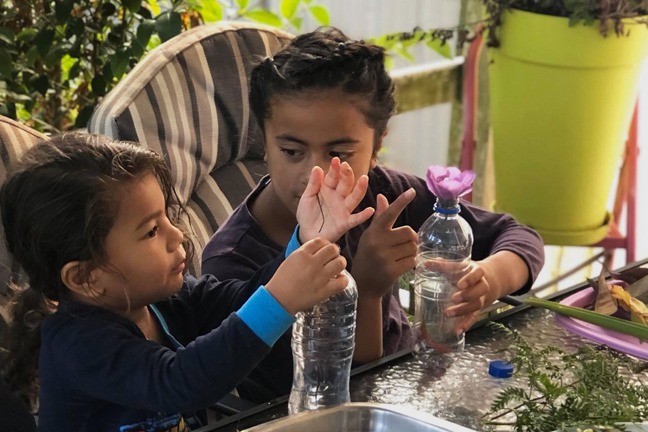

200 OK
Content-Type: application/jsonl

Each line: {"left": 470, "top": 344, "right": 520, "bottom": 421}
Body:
{"left": 484, "top": 0, "right": 648, "bottom": 245}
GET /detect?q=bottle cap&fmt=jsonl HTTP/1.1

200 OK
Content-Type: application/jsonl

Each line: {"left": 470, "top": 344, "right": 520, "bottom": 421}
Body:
{"left": 489, "top": 360, "right": 513, "bottom": 378}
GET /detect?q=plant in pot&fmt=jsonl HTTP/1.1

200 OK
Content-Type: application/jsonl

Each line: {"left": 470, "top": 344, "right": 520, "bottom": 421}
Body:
{"left": 482, "top": 0, "right": 648, "bottom": 246}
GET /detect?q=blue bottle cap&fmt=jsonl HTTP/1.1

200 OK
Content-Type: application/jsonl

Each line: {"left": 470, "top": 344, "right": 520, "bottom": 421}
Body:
{"left": 489, "top": 360, "right": 514, "bottom": 378}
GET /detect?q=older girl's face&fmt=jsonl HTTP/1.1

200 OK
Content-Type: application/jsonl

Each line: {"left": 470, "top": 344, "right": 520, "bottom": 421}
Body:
{"left": 264, "top": 90, "right": 380, "bottom": 215}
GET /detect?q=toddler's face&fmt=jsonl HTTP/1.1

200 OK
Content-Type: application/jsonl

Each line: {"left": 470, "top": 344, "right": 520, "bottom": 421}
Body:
{"left": 94, "top": 174, "right": 186, "bottom": 310}
{"left": 264, "top": 90, "right": 379, "bottom": 215}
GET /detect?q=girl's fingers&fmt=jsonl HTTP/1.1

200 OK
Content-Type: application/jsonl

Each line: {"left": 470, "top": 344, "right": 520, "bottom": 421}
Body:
{"left": 326, "top": 272, "right": 349, "bottom": 295}
{"left": 391, "top": 226, "right": 418, "bottom": 245}
{"left": 389, "top": 240, "right": 418, "bottom": 261}
{"left": 372, "top": 193, "right": 389, "bottom": 219}
{"left": 313, "top": 242, "right": 343, "bottom": 265}
{"left": 452, "top": 279, "right": 489, "bottom": 304}
{"left": 323, "top": 157, "right": 341, "bottom": 189}
{"left": 323, "top": 255, "right": 347, "bottom": 278}
{"left": 456, "top": 264, "right": 485, "bottom": 290}
{"left": 336, "top": 162, "right": 355, "bottom": 196}
{"left": 300, "top": 237, "right": 329, "bottom": 255}
{"left": 347, "top": 207, "right": 375, "bottom": 229}
{"left": 344, "top": 175, "right": 369, "bottom": 211}
{"left": 302, "top": 166, "right": 324, "bottom": 200}
{"left": 371, "top": 189, "right": 415, "bottom": 231}
{"left": 454, "top": 310, "right": 480, "bottom": 335}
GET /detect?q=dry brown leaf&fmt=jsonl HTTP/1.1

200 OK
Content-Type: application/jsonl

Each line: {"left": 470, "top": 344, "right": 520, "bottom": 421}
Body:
{"left": 611, "top": 266, "right": 648, "bottom": 284}
{"left": 593, "top": 267, "right": 618, "bottom": 316}
{"left": 610, "top": 285, "right": 648, "bottom": 326}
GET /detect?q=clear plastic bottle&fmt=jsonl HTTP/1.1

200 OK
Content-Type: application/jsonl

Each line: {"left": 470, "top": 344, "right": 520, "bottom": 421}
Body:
{"left": 413, "top": 198, "right": 473, "bottom": 362}
{"left": 288, "top": 270, "right": 357, "bottom": 414}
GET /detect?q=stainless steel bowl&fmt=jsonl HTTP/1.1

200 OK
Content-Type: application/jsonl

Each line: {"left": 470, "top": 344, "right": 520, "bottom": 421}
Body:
{"left": 243, "top": 402, "right": 476, "bottom": 432}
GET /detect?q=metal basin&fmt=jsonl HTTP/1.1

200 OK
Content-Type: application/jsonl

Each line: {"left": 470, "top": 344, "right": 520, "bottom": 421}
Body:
{"left": 243, "top": 403, "right": 476, "bottom": 432}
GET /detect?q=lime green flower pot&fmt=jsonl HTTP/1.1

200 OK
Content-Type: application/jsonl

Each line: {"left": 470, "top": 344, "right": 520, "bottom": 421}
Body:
{"left": 489, "top": 9, "right": 648, "bottom": 245}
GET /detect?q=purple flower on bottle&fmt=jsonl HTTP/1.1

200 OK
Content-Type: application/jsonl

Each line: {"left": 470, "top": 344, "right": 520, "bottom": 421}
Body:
{"left": 425, "top": 166, "right": 476, "bottom": 200}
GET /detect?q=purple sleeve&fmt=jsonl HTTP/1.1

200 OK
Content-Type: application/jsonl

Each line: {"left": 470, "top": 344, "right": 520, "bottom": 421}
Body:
{"left": 460, "top": 202, "right": 545, "bottom": 294}
{"left": 376, "top": 167, "right": 545, "bottom": 295}
{"left": 382, "top": 294, "right": 413, "bottom": 354}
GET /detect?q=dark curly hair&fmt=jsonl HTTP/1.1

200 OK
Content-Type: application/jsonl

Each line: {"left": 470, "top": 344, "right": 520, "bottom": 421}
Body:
{"left": 249, "top": 27, "right": 396, "bottom": 150}
{"left": 0, "top": 133, "right": 194, "bottom": 411}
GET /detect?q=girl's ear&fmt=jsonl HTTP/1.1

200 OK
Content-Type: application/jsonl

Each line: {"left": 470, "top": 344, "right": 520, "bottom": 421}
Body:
{"left": 61, "top": 261, "right": 104, "bottom": 299}
{"left": 371, "top": 129, "right": 388, "bottom": 169}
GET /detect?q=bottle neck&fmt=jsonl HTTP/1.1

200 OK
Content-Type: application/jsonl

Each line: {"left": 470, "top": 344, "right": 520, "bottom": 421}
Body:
{"left": 433, "top": 198, "right": 460, "bottom": 215}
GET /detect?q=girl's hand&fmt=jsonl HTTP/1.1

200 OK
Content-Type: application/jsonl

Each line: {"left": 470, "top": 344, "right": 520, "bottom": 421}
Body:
{"left": 445, "top": 261, "right": 500, "bottom": 334}
{"left": 266, "top": 237, "right": 348, "bottom": 315}
{"left": 351, "top": 190, "right": 418, "bottom": 301}
{"left": 445, "top": 250, "right": 528, "bottom": 334}
{"left": 296, "top": 157, "right": 375, "bottom": 243}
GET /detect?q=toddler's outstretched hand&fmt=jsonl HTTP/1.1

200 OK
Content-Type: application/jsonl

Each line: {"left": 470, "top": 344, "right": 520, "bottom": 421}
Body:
{"left": 265, "top": 237, "right": 348, "bottom": 315}
{"left": 296, "top": 157, "right": 374, "bottom": 243}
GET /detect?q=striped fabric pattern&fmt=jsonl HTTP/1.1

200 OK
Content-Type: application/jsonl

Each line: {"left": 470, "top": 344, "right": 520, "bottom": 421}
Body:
{"left": 89, "top": 22, "right": 292, "bottom": 275}
{"left": 0, "top": 116, "right": 48, "bottom": 296}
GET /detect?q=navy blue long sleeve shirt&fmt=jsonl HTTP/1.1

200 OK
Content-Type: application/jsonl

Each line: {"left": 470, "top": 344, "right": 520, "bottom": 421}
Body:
{"left": 37, "top": 246, "right": 295, "bottom": 432}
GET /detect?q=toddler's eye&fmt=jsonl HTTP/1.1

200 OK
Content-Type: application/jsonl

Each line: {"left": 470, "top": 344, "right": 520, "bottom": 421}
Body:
{"left": 147, "top": 226, "right": 159, "bottom": 238}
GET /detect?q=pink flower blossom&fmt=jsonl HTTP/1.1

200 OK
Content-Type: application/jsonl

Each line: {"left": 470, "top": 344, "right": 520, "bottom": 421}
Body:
{"left": 425, "top": 166, "right": 476, "bottom": 201}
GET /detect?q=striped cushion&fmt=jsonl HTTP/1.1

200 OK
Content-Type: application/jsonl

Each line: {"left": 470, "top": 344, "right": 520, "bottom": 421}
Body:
{"left": 89, "top": 22, "right": 292, "bottom": 275}
{"left": 183, "top": 159, "right": 267, "bottom": 274}
{"left": 0, "top": 116, "right": 47, "bottom": 296}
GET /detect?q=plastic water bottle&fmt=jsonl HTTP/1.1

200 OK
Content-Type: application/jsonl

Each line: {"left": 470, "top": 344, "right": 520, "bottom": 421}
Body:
{"left": 412, "top": 198, "right": 473, "bottom": 362}
{"left": 288, "top": 269, "right": 357, "bottom": 414}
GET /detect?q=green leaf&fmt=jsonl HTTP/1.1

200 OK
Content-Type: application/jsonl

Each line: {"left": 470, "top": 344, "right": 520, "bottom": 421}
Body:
{"left": 526, "top": 298, "right": 648, "bottom": 341}
{"left": 302, "top": 0, "right": 312, "bottom": 3}
{"left": 24, "top": 46, "right": 39, "bottom": 66}
{"left": 198, "top": 1, "right": 223, "bottom": 23}
{"left": 101, "top": 2, "right": 117, "bottom": 17}
{"left": 16, "top": 28, "right": 37, "bottom": 43}
{"left": 34, "top": 30, "right": 55, "bottom": 56}
{"left": 60, "top": 54, "right": 76, "bottom": 80}
{"left": 75, "top": 105, "right": 96, "bottom": 128}
{"left": 308, "top": 5, "right": 329, "bottom": 25}
{"left": 393, "top": 45, "right": 414, "bottom": 63}
{"left": 132, "top": 19, "right": 155, "bottom": 57}
{"left": 44, "top": 46, "right": 67, "bottom": 67}
{"left": 280, "top": 0, "right": 300, "bottom": 19}
{"left": 65, "top": 17, "right": 85, "bottom": 39}
{"left": 289, "top": 17, "right": 302, "bottom": 31}
{"left": 426, "top": 38, "right": 451, "bottom": 59}
{"left": 123, "top": 0, "right": 142, "bottom": 13}
{"left": 155, "top": 11, "right": 182, "bottom": 42}
{"left": 0, "top": 49, "right": 12, "bottom": 78}
{"left": 92, "top": 74, "right": 107, "bottom": 96}
{"left": 147, "top": 0, "right": 161, "bottom": 16}
{"left": 55, "top": 0, "right": 74, "bottom": 24}
{"left": 384, "top": 55, "right": 394, "bottom": 70}
{"left": 236, "top": 0, "right": 250, "bottom": 10}
{"left": 0, "top": 27, "right": 15, "bottom": 45}
{"left": 0, "top": 102, "right": 15, "bottom": 119}
{"left": 29, "top": 74, "right": 49, "bottom": 95}
{"left": 244, "top": 10, "right": 283, "bottom": 27}
{"left": 102, "top": 62, "right": 114, "bottom": 81}
{"left": 110, "top": 48, "right": 130, "bottom": 80}
{"left": 67, "top": 60, "right": 81, "bottom": 81}
{"left": 372, "top": 34, "right": 397, "bottom": 51}
{"left": 400, "top": 31, "right": 424, "bottom": 49}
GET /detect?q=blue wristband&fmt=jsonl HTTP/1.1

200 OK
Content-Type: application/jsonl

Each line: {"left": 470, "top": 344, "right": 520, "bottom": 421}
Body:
{"left": 237, "top": 286, "right": 295, "bottom": 347}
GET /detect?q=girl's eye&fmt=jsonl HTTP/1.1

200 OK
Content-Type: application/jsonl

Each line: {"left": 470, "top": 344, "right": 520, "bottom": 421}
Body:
{"left": 146, "top": 225, "right": 159, "bottom": 238}
{"left": 280, "top": 149, "right": 301, "bottom": 157}
{"left": 330, "top": 152, "right": 352, "bottom": 161}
